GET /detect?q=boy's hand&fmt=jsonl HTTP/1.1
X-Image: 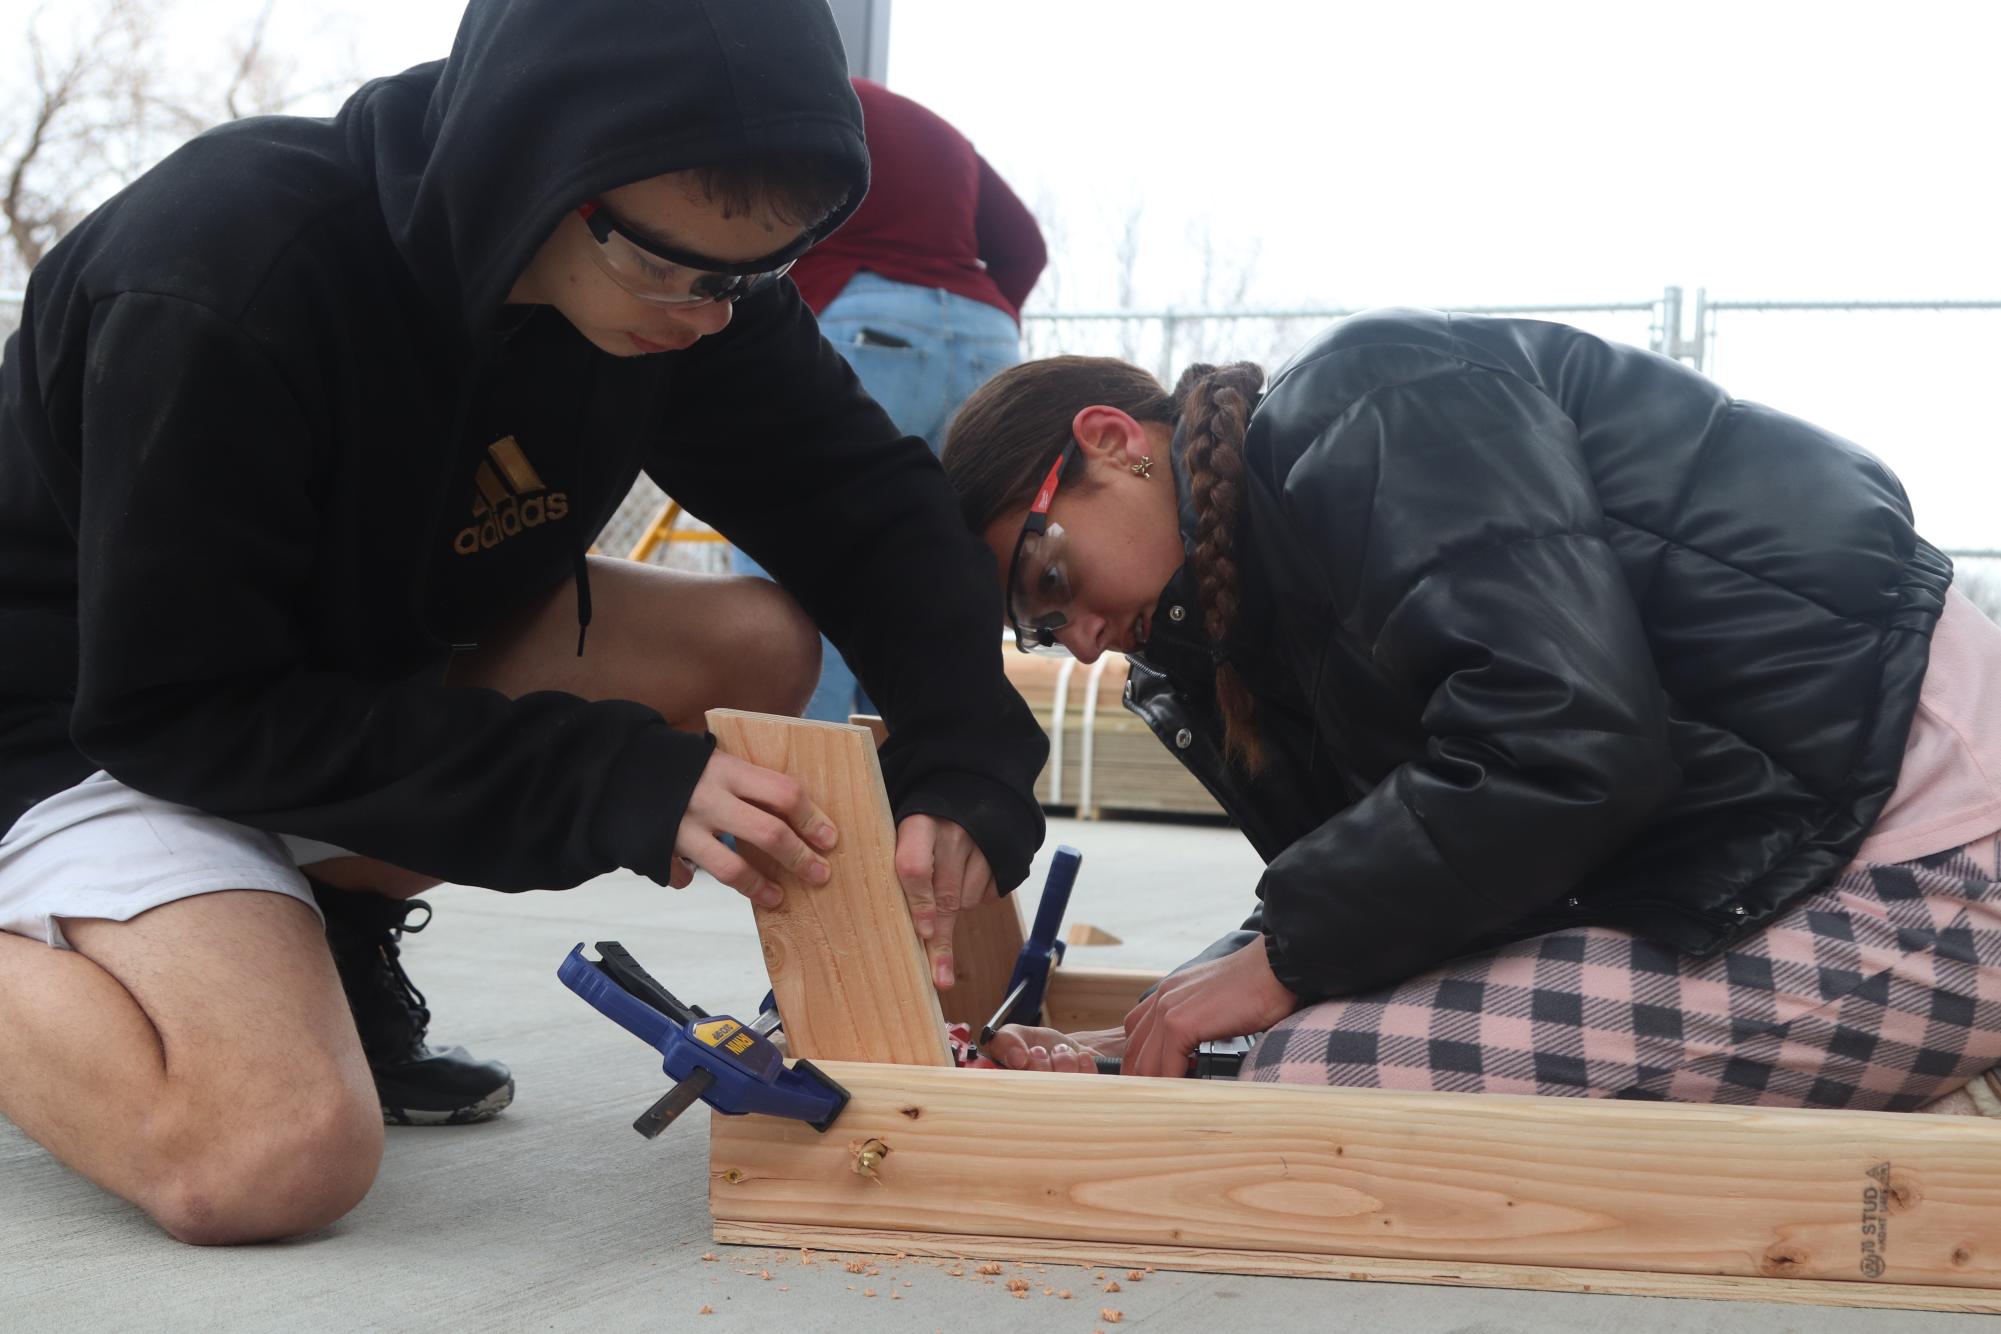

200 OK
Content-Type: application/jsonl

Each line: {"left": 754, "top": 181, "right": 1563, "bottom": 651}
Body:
{"left": 674, "top": 751, "right": 838, "bottom": 907}
{"left": 894, "top": 813, "right": 994, "bottom": 991}
{"left": 1120, "top": 938, "right": 1296, "bottom": 1078}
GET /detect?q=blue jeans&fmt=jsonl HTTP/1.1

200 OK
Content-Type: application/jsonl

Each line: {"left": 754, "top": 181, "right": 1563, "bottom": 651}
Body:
{"left": 733, "top": 273, "right": 1021, "bottom": 722}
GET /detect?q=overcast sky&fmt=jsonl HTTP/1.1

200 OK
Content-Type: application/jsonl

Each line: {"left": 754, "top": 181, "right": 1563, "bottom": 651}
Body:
{"left": 6, "top": 0, "right": 1997, "bottom": 547}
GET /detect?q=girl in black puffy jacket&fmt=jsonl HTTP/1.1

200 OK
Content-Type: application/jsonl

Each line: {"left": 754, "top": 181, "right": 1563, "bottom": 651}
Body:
{"left": 941, "top": 309, "right": 2001, "bottom": 1116}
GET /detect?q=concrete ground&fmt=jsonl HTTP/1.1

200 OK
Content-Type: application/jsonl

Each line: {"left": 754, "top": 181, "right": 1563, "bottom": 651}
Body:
{"left": 2, "top": 815, "right": 1992, "bottom": 1332}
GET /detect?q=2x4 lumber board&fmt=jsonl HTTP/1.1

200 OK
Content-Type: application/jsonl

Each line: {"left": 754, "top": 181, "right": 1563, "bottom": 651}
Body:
{"left": 936, "top": 895, "right": 1027, "bottom": 1030}
{"left": 709, "top": 1222, "right": 2001, "bottom": 1315}
{"left": 710, "top": 1061, "right": 2001, "bottom": 1297}
{"left": 706, "top": 710, "right": 952, "bottom": 1067}
{"left": 848, "top": 714, "right": 1026, "bottom": 1029}
{"left": 1041, "top": 966, "right": 1161, "bottom": 1033}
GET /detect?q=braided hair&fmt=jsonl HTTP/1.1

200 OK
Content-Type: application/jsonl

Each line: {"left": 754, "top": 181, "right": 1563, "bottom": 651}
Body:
{"left": 1172, "top": 361, "right": 1267, "bottom": 773}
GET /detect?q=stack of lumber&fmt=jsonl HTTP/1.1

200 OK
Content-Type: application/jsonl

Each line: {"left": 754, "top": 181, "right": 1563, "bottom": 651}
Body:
{"left": 1002, "top": 650, "right": 1224, "bottom": 820}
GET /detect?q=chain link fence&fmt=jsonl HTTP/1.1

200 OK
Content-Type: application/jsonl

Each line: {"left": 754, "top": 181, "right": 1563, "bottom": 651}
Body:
{"left": 1021, "top": 299, "right": 1667, "bottom": 387}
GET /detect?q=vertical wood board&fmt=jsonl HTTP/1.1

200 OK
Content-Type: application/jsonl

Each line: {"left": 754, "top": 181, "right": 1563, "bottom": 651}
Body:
{"left": 706, "top": 710, "right": 951, "bottom": 1066}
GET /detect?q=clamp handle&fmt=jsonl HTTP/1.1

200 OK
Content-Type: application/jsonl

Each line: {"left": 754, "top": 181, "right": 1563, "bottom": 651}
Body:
{"left": 557, "top": 943, "right": 849, "bottom": 1134}
{"left": 998, "top": 844, "right": 1082, "bottom": 1029}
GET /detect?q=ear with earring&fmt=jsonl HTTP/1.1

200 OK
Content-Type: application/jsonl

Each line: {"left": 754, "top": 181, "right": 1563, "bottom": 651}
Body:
{"left": 1130, "top": 456, "right": 1153, "bottom": 479}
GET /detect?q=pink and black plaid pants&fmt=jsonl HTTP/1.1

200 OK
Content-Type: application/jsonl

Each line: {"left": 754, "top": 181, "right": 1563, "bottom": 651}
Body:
{"left": 1241, "top": 837, "right": 2001, "bottom": 1109}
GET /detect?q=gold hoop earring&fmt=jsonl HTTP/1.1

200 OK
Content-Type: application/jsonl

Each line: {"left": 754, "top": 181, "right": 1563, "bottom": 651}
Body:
{"left": 1130, "top": 456, "right": 1154, "bottom": 479}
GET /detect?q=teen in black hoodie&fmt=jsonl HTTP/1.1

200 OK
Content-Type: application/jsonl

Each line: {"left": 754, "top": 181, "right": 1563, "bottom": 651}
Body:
{"left": 0, "top": 0, "right": 1046, "bottom": 1239}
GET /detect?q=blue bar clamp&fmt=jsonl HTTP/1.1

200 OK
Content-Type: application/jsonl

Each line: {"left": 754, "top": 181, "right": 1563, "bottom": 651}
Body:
{"left": 558, "top": 941, "right": 848, "bottom": 1137}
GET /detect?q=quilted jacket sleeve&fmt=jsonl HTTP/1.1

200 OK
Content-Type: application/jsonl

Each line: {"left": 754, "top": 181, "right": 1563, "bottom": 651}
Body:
{"left": 1252, "top": 363, "right": 1680, "bottom": 1001}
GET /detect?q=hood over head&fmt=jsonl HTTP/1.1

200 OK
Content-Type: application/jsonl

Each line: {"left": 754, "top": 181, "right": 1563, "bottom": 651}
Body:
{"left": 339, "top": 0, "right": 869, "bottom": 337}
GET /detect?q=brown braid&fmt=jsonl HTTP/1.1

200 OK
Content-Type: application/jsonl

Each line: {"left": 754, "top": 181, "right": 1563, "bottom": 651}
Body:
{"left": 1174, "top": 361, "right": 1267, "bottom": 774}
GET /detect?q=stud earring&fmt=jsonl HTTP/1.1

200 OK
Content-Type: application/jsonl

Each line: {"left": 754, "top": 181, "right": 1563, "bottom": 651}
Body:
{"left": 1130, "top": 456, "right": 1154, "bottom": 479}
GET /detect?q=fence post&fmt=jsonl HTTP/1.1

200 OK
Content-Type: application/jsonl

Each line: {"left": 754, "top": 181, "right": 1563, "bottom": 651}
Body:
{"left": 1689, "top": 287, "right": 1708, "bottom": 373}
{"left": 1159, "top": 308, "right": 1179, "bottom": 383}
{"left": 1653, "top": 285, "right": 1681, "bottom": 358}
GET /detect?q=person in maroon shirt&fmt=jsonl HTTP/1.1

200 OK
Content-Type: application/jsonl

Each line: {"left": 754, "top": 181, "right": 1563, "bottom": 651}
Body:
{"left": 735, "top": 77, "right": 1047, "bottom": 721}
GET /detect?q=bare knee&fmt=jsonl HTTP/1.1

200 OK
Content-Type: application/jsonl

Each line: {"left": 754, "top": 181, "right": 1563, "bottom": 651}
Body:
{"left": 146, "top": 1084, "right": 383, "bottom": 1245}
{"left": 714, "top": 576, "right": 822, "bottom": 718}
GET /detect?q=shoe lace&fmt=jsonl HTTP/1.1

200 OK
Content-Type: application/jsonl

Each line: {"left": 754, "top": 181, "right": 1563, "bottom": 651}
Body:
{"left": 377, "top": 898, "right": 434, "bottom": 1030}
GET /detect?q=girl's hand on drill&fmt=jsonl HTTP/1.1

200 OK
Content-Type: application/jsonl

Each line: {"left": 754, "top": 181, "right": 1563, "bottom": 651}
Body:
{"left": 674, "top": 751, "right": 838, "bottom": 907}
{"left": 894, "top": 813, "right": 995, "bottom": 990}
{"left": 1120, "top": 938, "right": 1297, "bottom": 1078}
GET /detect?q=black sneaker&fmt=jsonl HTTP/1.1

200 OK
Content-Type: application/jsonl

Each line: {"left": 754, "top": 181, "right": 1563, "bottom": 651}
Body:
{"left": 310, "top": 881, "right": 515, "bottom": 1126}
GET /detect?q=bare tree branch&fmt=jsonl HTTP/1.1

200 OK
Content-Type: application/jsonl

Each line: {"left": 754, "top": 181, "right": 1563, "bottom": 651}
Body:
{"left": 5, "top": 19, "right": 97, "bottom": 272}
{"left": 1, "top": 0, "right": 359, "bottom": 284}
{"left": 222, "top": 0, "right": 278, "bottom": 122}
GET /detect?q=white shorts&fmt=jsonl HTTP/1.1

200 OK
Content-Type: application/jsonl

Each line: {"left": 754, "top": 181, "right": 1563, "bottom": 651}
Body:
{"left": 0, "top": 771, "right": 351, "bottom": 949}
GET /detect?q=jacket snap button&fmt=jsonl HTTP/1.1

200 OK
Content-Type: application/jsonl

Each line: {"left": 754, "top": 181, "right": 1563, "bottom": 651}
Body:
{"left": 1565, "top": 896, "right": 1581, "bottom": 910}
{"left": 1168, "top": 605, "right": 1186, "bottom": 622}
{"left": 1174, "top": 728, "right": 1193, "bottom": 749}
{"left": 1732, "top": 905, "right": 1749, "bottom": 916}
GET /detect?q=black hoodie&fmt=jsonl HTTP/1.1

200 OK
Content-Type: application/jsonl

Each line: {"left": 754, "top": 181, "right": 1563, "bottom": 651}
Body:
{"left": 0, "top": 0, "right": 1047, "bottom": 892}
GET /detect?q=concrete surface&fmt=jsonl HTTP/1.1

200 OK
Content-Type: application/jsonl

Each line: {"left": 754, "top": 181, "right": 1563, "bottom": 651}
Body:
{"left": 2, "top": 816, "right": 1992, "bottom": 1332}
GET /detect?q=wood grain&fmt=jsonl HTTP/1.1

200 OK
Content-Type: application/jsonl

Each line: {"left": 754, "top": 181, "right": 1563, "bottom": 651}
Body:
{"left": 936, "top": 895, "right": 1027, "bottom": 1030}
{"left": 845, "top": 713, "right": 1026, "bottom": 1029}
{"left": 709, "top": 1222, "right": 2001, "bottom": 1314}
{"left": 706, "top": 710, "right": 952, "bottom": 1067}
{"left": 712, "top": 1061, "right": 2001, "bottom": 1294}
{"left": 1042, "top": 966, "right": 1161, "bottom": 1033}
{"left": 846, "top": 714, "right": 890, "bottom": 749}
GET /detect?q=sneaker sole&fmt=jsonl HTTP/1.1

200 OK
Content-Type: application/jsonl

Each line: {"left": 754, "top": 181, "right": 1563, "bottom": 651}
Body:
{"left": 383, "top": 1078, "right": 515, "bottom": 1128}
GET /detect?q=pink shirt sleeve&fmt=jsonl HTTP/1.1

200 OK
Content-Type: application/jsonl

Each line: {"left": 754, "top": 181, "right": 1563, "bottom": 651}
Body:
{"left": 1853, "top": 586, "right": 2001, "bottom": 875}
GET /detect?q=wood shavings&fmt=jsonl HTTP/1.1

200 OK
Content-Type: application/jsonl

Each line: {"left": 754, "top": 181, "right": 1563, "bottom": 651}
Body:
{"left": 697, "top": 1306, "right": 713, "bottom": 1316}
{"left": 863, "top": 1288, "right": 878, "bottom": 1297}
{"left": 1101, "top": 1309, "right": 1125, "bottom": 1323}
{"left": 1126, "top": 1270, "right": 1145, "bottom": 1281}
{"left": 1006, "top": 1278, "right": 1031, "bottom": 1293}
{"left": 1102, "top": 1280, "right": 1121, "bottom": 1293}
{"left": 977, "top": 1262, "right": 1003, "bottom": 1275}
{"left": 1058, "top": 1289, "right": 1073, "bottom": 1299}
{"left": 699, "top": 1253, "right": 718, "bottom": 1262}
{"left": 844, "top": 1260, "right": 870, "bottom": 1274}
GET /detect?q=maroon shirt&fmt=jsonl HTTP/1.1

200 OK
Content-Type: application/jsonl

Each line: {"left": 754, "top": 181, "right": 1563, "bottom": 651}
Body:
{"left": 790, "top": 79, "right": 1046, "bottom": 323}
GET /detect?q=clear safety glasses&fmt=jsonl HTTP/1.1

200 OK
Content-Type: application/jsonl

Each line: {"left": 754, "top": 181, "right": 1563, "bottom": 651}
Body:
{"left": 1006, "top": 437, "right": 1081, "bottom": 654}
{"left": 575, "top": 199, "right": 810, "bottom": 307}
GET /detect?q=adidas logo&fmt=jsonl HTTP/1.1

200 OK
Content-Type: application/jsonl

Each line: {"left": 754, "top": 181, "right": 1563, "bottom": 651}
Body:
{"left": 454, "top": 435, "right": 570, "bottom": 555}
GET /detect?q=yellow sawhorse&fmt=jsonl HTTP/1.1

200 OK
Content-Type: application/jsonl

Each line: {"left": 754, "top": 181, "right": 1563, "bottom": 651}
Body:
{"left": 627, "top": 498, "right": 728, "bottom": 563}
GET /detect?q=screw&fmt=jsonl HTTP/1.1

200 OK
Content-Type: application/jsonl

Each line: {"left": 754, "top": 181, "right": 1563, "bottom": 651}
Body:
{"left": 852, "top": 1137, "right": 890, "bottom": 1179}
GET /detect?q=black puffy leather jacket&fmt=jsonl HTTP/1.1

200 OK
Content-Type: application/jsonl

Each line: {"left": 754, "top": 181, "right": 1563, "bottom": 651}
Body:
{"left": 1129, "top": 310, "right": 1950, "bottom": 1002}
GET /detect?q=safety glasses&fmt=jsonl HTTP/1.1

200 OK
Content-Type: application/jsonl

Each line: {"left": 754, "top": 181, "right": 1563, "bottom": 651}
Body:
{"left": 1006, "top": 437, "right": 1081, "bottom": 654}
{"left": 575, "top": 200, "right": 811, "bottom": 307}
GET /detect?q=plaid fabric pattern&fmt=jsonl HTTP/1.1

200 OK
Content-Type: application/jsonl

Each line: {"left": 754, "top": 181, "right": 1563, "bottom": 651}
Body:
{"left": 1241, "top": 837, "right": 2001, "bottom": 1110}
